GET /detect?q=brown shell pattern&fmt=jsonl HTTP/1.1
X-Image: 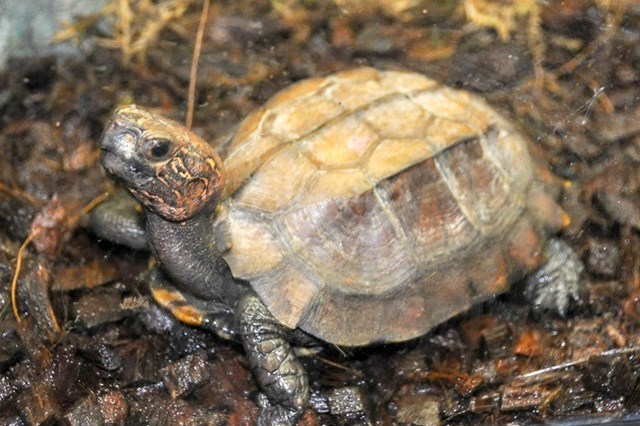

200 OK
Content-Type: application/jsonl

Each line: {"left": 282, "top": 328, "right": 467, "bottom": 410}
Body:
{"left": 214, "top": 68, "right": 542, "bottom": 346}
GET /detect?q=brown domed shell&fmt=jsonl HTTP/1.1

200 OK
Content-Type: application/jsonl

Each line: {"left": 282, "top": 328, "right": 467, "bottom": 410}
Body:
{"left": 214, "top": 67, "right": 560, "bottom": 346}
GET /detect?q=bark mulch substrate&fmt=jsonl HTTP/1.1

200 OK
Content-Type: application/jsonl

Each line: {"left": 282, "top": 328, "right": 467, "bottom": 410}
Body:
{"left": 2, "top": 1, "right": 640, "bottom": 424}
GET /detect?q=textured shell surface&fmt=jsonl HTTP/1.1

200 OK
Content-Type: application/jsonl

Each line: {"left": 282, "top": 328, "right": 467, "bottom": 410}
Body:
{"left": 214, "top": 67, "right": 539, "bottom": 346}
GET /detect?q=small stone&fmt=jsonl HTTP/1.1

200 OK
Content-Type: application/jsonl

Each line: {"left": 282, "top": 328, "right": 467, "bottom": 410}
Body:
{"left": 98, "top": 391, "right": 128, "bottom": 425}
{"left": 65, "top": 396, "right": 104, "bottom": 426}
{"left": 120, "top": 339, "right": 164, "bottom": 385}
{"left": 16, "top": 382, "right": 61, "bottom": 425}
{"left": 0, "top": 374, "right": 17, "bottom": 406}
{"left": 608, "top": 87, "right": 640, "bottom": 110}
{"left": 583, "top": 354, "right": 638, "bottom": 398}
{"left": 327, "top": 386, "right": 366, "bottom": 416}
{"left": 78, "top": 341, "right": 123, "bottom": 371}
{"left": 0, "top": 332, "right": 21, "bottom": 370}
{"left": 73, "top": 288, "right": 127, "bottom": 329}
{"left": 614, "top": 63, "right": 638, "bottom": 85}
{"left": 127, "top": 388, "right": 226, "bottom": 425}
{"left": 396, "top": 395, "right": 441, "bottom": 426}
{"left": 586, "top": 239, "right": 620, "bottom": 278}
{"left": 162, "top": 350, "right": 211, "bottom": 398}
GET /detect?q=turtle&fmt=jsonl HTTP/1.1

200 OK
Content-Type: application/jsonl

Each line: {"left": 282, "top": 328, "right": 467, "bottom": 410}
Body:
{"left": 92, "top": 67, "right": 583, "bottom": 424}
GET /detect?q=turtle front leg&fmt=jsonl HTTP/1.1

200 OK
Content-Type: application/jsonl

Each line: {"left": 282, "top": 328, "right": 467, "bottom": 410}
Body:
{"left": 88, "top": 189, "right": 148, "bottom": 250}
{"left": 149, "top": 269, "right": 238, "bottom": 341}
{"left": 525, "top": 238, "right": 584, "bottom": 316}
{"left": 236, "top": 292, "right": 309, "bottom": 425}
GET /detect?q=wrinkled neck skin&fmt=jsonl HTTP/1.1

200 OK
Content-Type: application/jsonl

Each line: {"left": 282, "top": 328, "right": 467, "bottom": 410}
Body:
{"left": 146, "top": 208, "right": 243, "bottom": 307}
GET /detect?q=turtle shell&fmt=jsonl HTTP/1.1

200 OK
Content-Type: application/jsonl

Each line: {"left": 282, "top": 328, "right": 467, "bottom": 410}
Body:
{"left": 214, "top": 67, "right": 563, "bottom": 346}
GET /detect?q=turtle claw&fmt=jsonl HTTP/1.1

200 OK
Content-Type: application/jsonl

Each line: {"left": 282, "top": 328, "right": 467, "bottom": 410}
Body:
{"left": 202, "top": 313, "right": 237, "bottom": 341}
{"left": 525, "top": 238, "right": 584, "bottom": 316}
{"left": 256, "top": 394, "right": 301, "bottom": 426}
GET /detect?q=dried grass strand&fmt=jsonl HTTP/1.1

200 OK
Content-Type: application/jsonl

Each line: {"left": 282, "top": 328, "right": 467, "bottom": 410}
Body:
{"left": 186, "top": 0, "right": 210, "bottom": 129}
{"left": 11, "top": 231, "right": 38, "bottom": 323}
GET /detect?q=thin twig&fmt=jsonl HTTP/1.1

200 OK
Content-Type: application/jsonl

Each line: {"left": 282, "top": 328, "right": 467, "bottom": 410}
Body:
{"left": 0, "top": 182, "right": 41, "bottom": 206}
{"left": 556, "top": 2, "right": 624, "bottom": 76}
{"left": 11, "top": 191, "right": 111, "bottom": 323}
{"left": 517, "top": 345, "right": 640, "bottom": 380}
{"left": 81, "top": 192, "right": 112, "bottom": 216}
{"left": 11, "top": 231, "right": 39, "bottom": 323}
{"left": 186, "top": 0, "right": 210, "bottom": 129}
{"left": 316, "top": 356, "right": 353, "bottom": 372}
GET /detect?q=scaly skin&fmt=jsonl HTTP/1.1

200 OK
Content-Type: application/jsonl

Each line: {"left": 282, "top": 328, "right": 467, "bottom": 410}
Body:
{"left": 237, "top": 293, "right": 309, "bottom": 425}
{"left": 89, "top": 189, "right": 148, "bottom": 250}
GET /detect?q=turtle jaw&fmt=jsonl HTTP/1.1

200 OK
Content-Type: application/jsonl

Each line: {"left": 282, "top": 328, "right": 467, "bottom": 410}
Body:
{"left": 100, "top": 147, "right": 154, "bottom": 195}
{"left": 99, "top": 122, "right": 154, "bottom": 191}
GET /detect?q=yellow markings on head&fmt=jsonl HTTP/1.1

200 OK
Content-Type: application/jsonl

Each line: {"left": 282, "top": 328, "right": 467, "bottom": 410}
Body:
{"left": 206, "top": 156, "right": 225, "bottom": 196}
{"left": 169, "top": 155, "right": 192, "bottom": 180}
{"left": 151, "top": 288, "right": 204, "bottom": 326}
{"left": 206, "top": 158, "right": 219, "bottom": 174}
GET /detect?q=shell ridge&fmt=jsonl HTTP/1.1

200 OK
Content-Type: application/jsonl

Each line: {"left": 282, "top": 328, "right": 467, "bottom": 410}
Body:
{"left": 478, "top": 125, "right": 512, "bottom": 182}
{"left": 477, "top": 126, "right": 529, "bottom": 219}
{"left": 218, "top": 205, "right": 289, "bottom": 279}
{"left": 372, "top": 184, "right": 421, "bottom": 271}
{"left": 477, "top": 124, "right": 531, "bottom": 230}
{"left": 433, "top": 145, "right": 485, "bottom": 237}
{"left": 223, "top": 133, "right": 289, "bottom": 197}
{"left": 270, "top": 203, "right": 343, "bottom": 291}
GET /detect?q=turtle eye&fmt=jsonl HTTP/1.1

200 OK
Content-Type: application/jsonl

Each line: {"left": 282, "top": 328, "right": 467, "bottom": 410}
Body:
{"left": 142, "top": 138, "right": 173, "bottom": 160}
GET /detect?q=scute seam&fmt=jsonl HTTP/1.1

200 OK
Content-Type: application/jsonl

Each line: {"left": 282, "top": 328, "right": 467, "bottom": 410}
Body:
{"left": 372, "top": 184, "right": 421, "bottom": 271}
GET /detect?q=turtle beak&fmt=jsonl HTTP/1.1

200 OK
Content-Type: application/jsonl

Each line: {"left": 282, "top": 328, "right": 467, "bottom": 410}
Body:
{"left": 100, "top": 120, "right": 144, "bottom": 186}
{"left": 99, "top": 119, "right": 140, "bottom": 177}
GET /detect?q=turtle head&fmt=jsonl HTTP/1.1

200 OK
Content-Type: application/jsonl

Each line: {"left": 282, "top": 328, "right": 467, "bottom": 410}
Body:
{"left": 100, "top": 105, "right": 224, "bottom": 222}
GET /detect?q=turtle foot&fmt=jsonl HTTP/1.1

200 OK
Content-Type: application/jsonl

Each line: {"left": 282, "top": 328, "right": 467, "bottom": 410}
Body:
{"left": 525, "top": 238, "right": 584, "bottom": 316}
{"left": 256, "top": 393, "right": 301, "bottom": 426}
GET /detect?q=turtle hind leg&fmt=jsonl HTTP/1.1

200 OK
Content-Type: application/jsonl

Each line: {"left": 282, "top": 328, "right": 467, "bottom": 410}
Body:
{"left": 525, "top": 238, "right": 584, "bottom": 316}
{"left": 236, "top": 292, "right": 308, "bottom": 425}
{"left": 149, "top": 269, "right": 237, "bottom": 341}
